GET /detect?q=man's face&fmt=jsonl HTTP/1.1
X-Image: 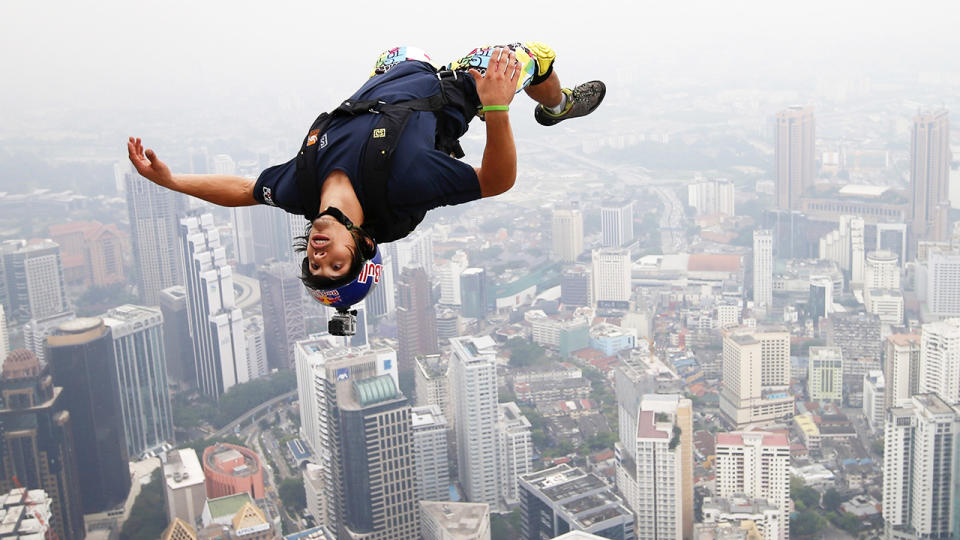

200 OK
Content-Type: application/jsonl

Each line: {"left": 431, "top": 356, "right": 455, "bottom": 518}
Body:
{"left": 306, "top": 215, "right": 355, "bottom": 280}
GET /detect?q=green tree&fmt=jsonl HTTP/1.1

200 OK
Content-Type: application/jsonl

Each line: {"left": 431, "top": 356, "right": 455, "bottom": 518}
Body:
{"left": 119, "top": 469, "right": 167, "bottom": 540}
{"left": 790, "top": 509, "right": 826, "bottom": 538}
{"left": 503, "top": 338, "right": 547, "bottom": 368}
{"left": 279, "top": 477, "right": 307, "bottom": 513}
{"left": 790, "top": 476, "right": 820, "bottom": 510}
{"left": 822, "top": 488, "right": 844, "bottom": 512}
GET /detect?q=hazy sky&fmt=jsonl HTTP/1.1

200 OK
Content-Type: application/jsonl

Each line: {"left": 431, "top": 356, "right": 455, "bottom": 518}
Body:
{"left": 2, "top": 0, "right": 959, "bottom": 118}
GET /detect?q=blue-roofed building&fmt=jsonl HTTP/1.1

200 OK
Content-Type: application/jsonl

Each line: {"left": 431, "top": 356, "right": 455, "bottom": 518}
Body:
{"left": 287, "top": 439, "right": 312, "bottom": 468}
{"left": 285, "top": 526, "right": 335, "bottom": 540}
{"left": 589, "top": 323, "right": 636, "bottom": 356}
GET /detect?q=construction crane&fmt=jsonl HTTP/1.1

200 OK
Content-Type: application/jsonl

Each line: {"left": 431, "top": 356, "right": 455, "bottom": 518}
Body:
{"left": 10, "top": 476, "right": 59, "bottom": 540}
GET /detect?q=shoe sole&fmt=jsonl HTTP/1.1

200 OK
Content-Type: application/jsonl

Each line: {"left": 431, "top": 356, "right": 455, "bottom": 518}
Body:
{"left": 536, "top": 81, "right": 606, "bottom": 126}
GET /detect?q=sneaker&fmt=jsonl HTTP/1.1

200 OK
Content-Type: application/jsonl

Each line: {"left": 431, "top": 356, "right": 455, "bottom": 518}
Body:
{"left": 535, "top": 81, "right": 606, "bottom": 126}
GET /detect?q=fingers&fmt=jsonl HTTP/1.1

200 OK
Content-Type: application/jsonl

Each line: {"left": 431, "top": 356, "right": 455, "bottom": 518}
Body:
{"left": 468, "top": 68, "right": 483, "bottom": 84}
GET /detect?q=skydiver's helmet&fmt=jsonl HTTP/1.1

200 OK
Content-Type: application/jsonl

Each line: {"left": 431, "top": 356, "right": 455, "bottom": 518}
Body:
{"left": 307, "top": 246, "right": 383, "bottom": 309}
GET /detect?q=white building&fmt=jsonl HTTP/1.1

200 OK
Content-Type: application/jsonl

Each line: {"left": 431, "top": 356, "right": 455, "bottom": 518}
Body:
{"left": 865, "top": 250, "right": 900, "bottom": 290}
{"left": 390, "top": 229, "right": 434, "bottom": 279}
{"left": 591, "top": 248, "right": 631, "bottom": 305}
{"left": 125, "top": 170, "right": 186, "bottom": 306}
{"left": 450, "top": 336, "right": 499, "bottom": 507}
{"left": 244, "top": 315, "right": 267, "bottom": 380}
{"left": 884, "top": 333, "right": 921, "bottom": 410}
{"left": 179, "top": 214, "right": 248, "bottom": 399}
{"left": 1, "top": 240, "right": 67, "bottom": 323}
{"left": 862, "top": 370, "right": 885, "bottom": 433}
{"left": 0, "top": 305, "right": 7, "bottom": 360}
{"left": 714, "top": 431, "right": 790, "bottom": 540}
{"left": 21, "top": 311, "right": 75, "bottom": 364}
{"left": 412, "top": 405, "right": 450, "bottom": 502}
{"left": 919, "top": 319, "right": 960, "bottom": 405}
{"left": 303, "top": 463, "right": 326, "bottom": 530}
{"left": 922, "top": 248, "right": 960, "bottom": 317}
{"left": 701, "top": 496, "right": 781, "bottom": 540}
{"left": 883, "top": 394, "right": 960, "bottom": 539}
{"left": 601, "top": 202, "right": 634, "bottom": 247}
{"left": 163, "top": 448, "right": 206, "bottom": 528}
{"left": 752, "top": 230, "right": 773, "bottom": 313}
{"left": 808, "top": 346, "right": 843, "bottom": 403}
{"left": 496, "top": 402, "right": 532, "bottom": 508}
{"left": 719, "top": 328, "right": 794, "bottom": 427}
{"left": 420, "top": 501, "right": 490, "bottom": 540}
{"left": 688, "top": 178, "right": 735, "bottom": 217}
{"left": 366, "top": 250, "right": 396, "bottom": 318}
{"left": 552, "top": 207, "right": 584, "bottom": 263}
{"left": 438, "top": 251, "right": 469, "bottom": 306}
{"left": 848, "top": 216, "right": 865, "bottom": 285}
{"left": 864, "top": 288, "right": 904, "bottom": 324}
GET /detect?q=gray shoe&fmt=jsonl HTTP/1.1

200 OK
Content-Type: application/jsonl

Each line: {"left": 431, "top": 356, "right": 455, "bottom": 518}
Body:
{"left": 535, "top": 80, "right": 606, "bottom": 126}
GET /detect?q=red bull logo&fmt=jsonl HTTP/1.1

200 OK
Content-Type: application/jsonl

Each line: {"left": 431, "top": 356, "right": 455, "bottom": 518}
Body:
{"left": 312, "top": 289, "right": 341, "bottom": 305}
{"left": 356, "top": 262, "right": 383, "bottom": 285}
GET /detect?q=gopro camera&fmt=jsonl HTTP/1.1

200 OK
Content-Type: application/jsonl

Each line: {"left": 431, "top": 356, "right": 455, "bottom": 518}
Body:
{"left": 328, "top": 308, "right": 358, "bottom": 337}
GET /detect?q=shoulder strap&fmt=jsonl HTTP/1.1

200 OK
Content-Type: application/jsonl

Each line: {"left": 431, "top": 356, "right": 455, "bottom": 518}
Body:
{"left": 295, "top": 111, "right": 334, "bottom": 221}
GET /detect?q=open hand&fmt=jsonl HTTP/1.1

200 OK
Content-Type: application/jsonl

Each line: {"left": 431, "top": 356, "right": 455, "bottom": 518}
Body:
{"left": 127, "top": 137, "right": 173, "bottom": 187}
{"left": 468, "top": 48, "right": 522, "bottom": 111}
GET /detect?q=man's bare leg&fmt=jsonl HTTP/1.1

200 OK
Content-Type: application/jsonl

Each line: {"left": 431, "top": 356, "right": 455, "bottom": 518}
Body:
{"left": 524, "top": 71, "right": 563, "bottom": 109}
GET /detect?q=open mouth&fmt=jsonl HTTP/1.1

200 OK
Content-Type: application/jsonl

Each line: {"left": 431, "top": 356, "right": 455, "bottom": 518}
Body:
{"left": 310, "top": 234, "right": 329, "bottom": 249}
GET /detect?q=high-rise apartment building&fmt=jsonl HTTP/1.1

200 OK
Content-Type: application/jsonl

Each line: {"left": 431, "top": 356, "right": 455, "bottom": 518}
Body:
{"left": 366, "top": 251, "right": 396, "bottom": 319}
{"left": 48, "top": 221, "right": 125, "bottom": 288}
{"left": 848, "top": 216, "right": 866, "bottom": 285}
{"left": 883, "top": 333, "right": 921, "bottom": 410}
{"left": 0, "top": 306, "right": 7, "bottom": 360}
{"left": 180, "top": 214, "right": 248, "bottom": 399}
{"left": 102, "top": 305, "right": 174, "bottom": 458}
{"left": 591, "top": 248, "right": 631, "bottom": 307}
{"left": 883, "top": 394, "right": 959, "bottom": 539}
{"left": 714, "top": 431, "right": 790, "bottom": 540}
{"left": 922, "top": 248, "right": 960, "bottom": 317}
{"left": 808, "top": 346, "right": 843, "bottom": 403}
{"left": 601, "top": 202, "right": 634, "bottom": 247}
{"left": 450, "top": 336, "right": 499, "bottom": 507}
{"left": 719, "top": 328, "right": 794, "bottom": 428}
{"left": 412, "top": 405, "right": 450, "bottom": 502}
{"left": 1, "top": 240, "right": 67, "bottom": 323}
{"left": 0, "top": 349, "right": 84, "bottom": 540}
{"left": 775, "top": 106, "right": 816, "bottom": 210}
{"left": 22, "top": 311, "right": 75, "bottom": 364}
{"left": 862, "top": 370, "right": 885, "bottom": 433}
{"left": 460, "top": 268, "right": 488, "bottom": 320}
{"left": 438, "top": 251, "right": 469, "bottom": 306}
{"left": 243, "top": 315, "right": 267, "bottom": 380}
{"left": 910, "top": 110, "right": 951, "bottom": 246}
{"left": 390, "top": 229, "right": 434, "bottom": 280}
{"left": 397, "top": 266, "right": 439, "bottom": 379}
{"left": 46, "top": 318, "right": 131, "bottom": 513}
{"left": 257, "top": 261, "right": 305, "bottom": 370}
{"left": 688, "top": 178, "right": 735, "bottom": 217}
{"left": 497, "top": 402, "right": 532, "bottom": 507}
{"left": 752, "top": 230, "right": 773, "bottom": 314}
{"left": 552, "top": 207, "right": 584, "bottom": 263}
{"left": 918, "top": 319, "right": 960, "bottom": 405}
{"left": 824, "top": 312, "right": 882, "bottom": 377}
{"left": 865, "top": 250, "right": 900, "bottom": 290}
{"left": 159, "top": 286, "right": 197, "bottom": 387}
{"left": 126, "top": 169, "right": 185, "bottom": 305}
{"left": 615, "top": 394, "right": 692, "bottom": 540}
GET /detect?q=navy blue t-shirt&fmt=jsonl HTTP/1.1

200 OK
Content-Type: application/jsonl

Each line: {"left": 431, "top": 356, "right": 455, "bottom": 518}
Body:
{"left": 253, "top": 61, "right": 481, "bottom": 241}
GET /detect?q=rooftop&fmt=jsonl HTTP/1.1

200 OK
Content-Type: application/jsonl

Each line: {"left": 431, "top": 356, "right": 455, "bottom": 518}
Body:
{"left": 353, "top": 375, "right": 399, "bottom": 406}
{"left": 688, "top": 254, "right": 742, "bottom": 273}
{"left": 206, "top": 492, "right": 253, "bottom": 520}
{"left": 716, "top": 432, "right": 789, "bottom": 448}
{"left": 164, "top": 448, "right": 204, "bottom": 489}
{"left": 420, "top": 501, "right": 489, "bottom": 537}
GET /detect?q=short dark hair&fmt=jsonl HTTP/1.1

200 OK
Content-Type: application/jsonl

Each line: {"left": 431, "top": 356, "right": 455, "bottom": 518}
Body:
{"left": 293, "top": 222, "right": 375, "bottom": 292}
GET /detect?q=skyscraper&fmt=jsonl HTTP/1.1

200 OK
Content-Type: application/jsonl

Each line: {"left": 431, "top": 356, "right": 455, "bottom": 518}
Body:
{"left": 251, "top": 204, "right": 297, "bottom": 265}
{"left": 244, "top": 315, "right": 267, "bottom": 380}
{"left": 1, "top": 240, "right": 67, "bottom": 323}
{"left": 22, "top": 311, "right": 75, "bottom": 364}
{"left": 411, "top": 405, "right": 449, "bottom": 502}
{"left": 159, "top": 286, "right": 196, "bottom": 387}
{"left": 46, "top": 318, "right": 131, "bottom": 513}
{"left": 883, "top": 333, "right": 921, "bottom": 410}
{"left": 591, "top": 248, "right": 631, "bottom": 307}
{"left": 438, "top": 251, "right": 469, "bottom": 306}
{"left": 615, "top": 394, "right": 693, "bottom": 540}
{"left": 460, "top": 268, "right": 488, "bottom": 320}
{"left": 714, "top": 431, "right": 790, "bottom": 540}
{"left": 257, "top": 261, "right": 305, "bottom": 370}
{"left": 180, "top": 214, "right": 248, "bottom": 399}
{"left": 910, "top": 110, "right": 951, "bottom": 247}
{"left": 883, "top": 394, "right": 959, "bottom": 539}
{"left": 601, "top": 202, "right": 634, "bottom": 247}
{"left": 775, "top": 106, "right": 815, "bottom": 210}
{"left": 922, "top": 248, "right": 960, "bottom": 317}
{"left": 390, "top": 229, "right": 434, "bottom": 280}
{"left": 688, "top": 179, "right": 735, "bottom": 217}
{"left": 807, "top": 346, "right": 843, "bottom": 403}
{"left": 497, "top": 402, "right": 532, "bottom": 508}
{"left": 552, "top": 206, "right": 584, "bottom": 263}
{"left": 752, "top": 230, "right": 773, "bottom": 314}
{"left": 450, "top": 336, "right": 499, "bottom": 507}
{"left": 102, "top": 305, "right": 174, "bottom": 458}
{"left": 918, "top": 319, "right": 960, "bottom": 405}
{"left": 0, "top": 306, "right": 7, "bottom": 360}
{"left": 0, "top": 349, "right": 84, "bottom": 540}
{"left": 560, "top": 266, "right": 591, "bottom": 307}
{"left": 366, "top": 251, "right": 396, "bottom": 319}
{"left": 719, "top": 328, "right": 794, "bottom": 428}
{"left": 126, "top": 169, "right": 185, "bottom": 305}
{"left": 397, "top": 266, "right": 439, "bottom": 380}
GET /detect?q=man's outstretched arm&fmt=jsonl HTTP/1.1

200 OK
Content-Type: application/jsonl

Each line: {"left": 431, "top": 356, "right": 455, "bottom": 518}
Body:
{"left": 470, "top": 48, "right": 522, "bottom": 198}
{"left": 127, "top": 137, "right": 258, "bottom": 207}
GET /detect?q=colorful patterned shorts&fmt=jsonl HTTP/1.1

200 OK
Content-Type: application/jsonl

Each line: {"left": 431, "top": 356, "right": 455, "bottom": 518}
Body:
{"left": 371, "top": 42, "right": 556, "bottom": 93}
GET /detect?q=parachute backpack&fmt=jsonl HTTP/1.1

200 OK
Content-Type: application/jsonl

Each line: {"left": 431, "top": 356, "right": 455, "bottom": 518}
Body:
{"left": 308, "top": 246, "right": 383, "bottom": 336}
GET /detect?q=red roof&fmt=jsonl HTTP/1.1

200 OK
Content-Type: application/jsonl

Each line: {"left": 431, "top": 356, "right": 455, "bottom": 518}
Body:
{"left": 637, "top": 411, "right": 669, "bottom": 439}
{"left": 688, "top": 254, "right": 742, "bottom": 272}
{"left": 716, "top": 432, "right": 789, "bottom": 447}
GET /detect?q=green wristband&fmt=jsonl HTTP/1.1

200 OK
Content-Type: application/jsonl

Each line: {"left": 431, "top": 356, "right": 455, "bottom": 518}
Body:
{"left": 481, "top": 105, "right": 509, "bottom": 113}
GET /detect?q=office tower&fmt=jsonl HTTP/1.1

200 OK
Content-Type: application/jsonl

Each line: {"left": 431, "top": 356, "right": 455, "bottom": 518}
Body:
{"left": 420, "top": 501, "right": 491, "bottom": 540}
{"left": 700, "top": 496, "right": 781, "bottom": 540}
{"left": 48, "top": 221, "right": 125, "bottom": 288}
{"left": 126, "top": 170, "right": 185, "bottom": 305}
{"left": 719, "top": 328, "right": 794, "bottom": 427}
{"left": 552, "top": 207, "right": 584, "bottom": 263}
{"left": 390, "top": 229, "right": 434, "bottom": 280}
{"left": 46, "top": 318, "right": 131, "bottom": 513}
{"left": 397, "top": 266, "right": 439, "bottom": 379}
{"left": 159, "top": 286, "right": 197, "bottom": 387}
{"left": 251, "top": 204, "right": 296, "bottom": 264}
{"left": 615, "top": 394, "right": 692, "bottom": 540}
{"left": 292, "top": 340, "right": 398, "bottom": 532}
{"left": 774, "top": 105, "right": 815, "bottom": 210}
{"left": 865, "top": 250, "right": 900, "bottom": 290}
{"left": 808, "top": 275, "right": 833, "bottom": 321}
{"left": 436, "top": 309, "right": 460, "bottom": 341}
{"left": 714, "top": 431, "right": 790, "bottom": 540}
{"left": 202, "top": 443, "right": 265, "bottom": 499}
{"left": 22, "top": 311, "right": 75, "bottom": 364}
{"left": 229, "top": 208, "right": 256, "bottom": 267}
{"left": 244, "top": 315, "right": 267, "bottom": 380}
{"left": 450, "top": 336, "right": 499, "bottom": 507}
{"left": 0, "top": 306, "right": 7, "bottom": 360}
{"left": 823, "top": 312, "right": 882, "bottom": 377}
{"left": 347, "top": 301, "right": 370, "bottom": 349}
{"left": 180, "top": 214, "right": 249, "bottom": 399}
{"left": 257, "top": 261, "right": 305, "bottom": 370}
{"left": 163, "top": 448, "right": 206, "bottom": 527}
{"left": 864, "top": 289, "right": 904, "bottom": 325}
{"left": 591, "top": 248, "right": 631, "bottom": 307}
{"left": 412, "top": 405, "right": 450, "bottom": 502}
{"left": 438, "top": 251, "right": 469, "bottom": 306}
{"left": 883, "top": 333, "right": 921, "bottom": 410}
{"left": 497, "top": 402, "right": 532, "bottom": 507}
{"left": 862, "top": 370, "right": 885, "bottom": 432}
{"left": 560, "top": 266, "right": 591, "bottom": 307}
{"left": 102, "top": 305, "right": 174, "bottom": 458}
{"left": 303, "top": 463, "right": 326, "bottom": 531}
{"left": 877, "top": 222, "right": 908, "bottom": 264}
{"left": 849, "top": 217, "right": 865, "bottom": 284}
{"left": 460, "top": 268, "right": 488, "bottom": 319}
{"left": 688, "top": 178, "right": 736, "bottom": 217}
{"left": 923, "top": 248, "right": 960, "bottom": 317}
{"left": 910, "top": 110, "right": 951, "bottom": 246}
{"left": 919, "top": 319, "right": 960, "bottom": 405}
{"left": 0, "top": 349, "right": 84, "bottom": 540}
{"left": 762, "top": 209, "right": 811, "bottom": 260}
{"left": 752, "top": 230, "right": 773, "bottom": 314}
{"left": 807, "top": 346, "right": 843, "bottom": 402}
{"left": 518, "top": 464, "right": 635, "bottom": 540}
{"left": 601, "top": 202, "right": 634, "bottom": 247}
{"left": 1, "top": 240, "right": 67, "bottom": 323}
{"left": 883, "top": 394, "right": 959, "bottom": 539}
{"left": 366, "top": 251, "right": 396, "bottom": 319}
{"left": 415, "top": 354, "right": 453, "bottom": 436}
